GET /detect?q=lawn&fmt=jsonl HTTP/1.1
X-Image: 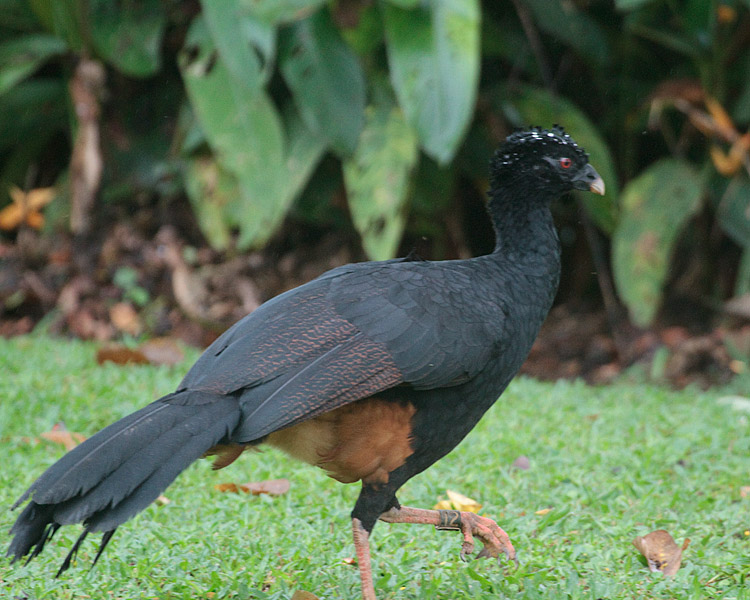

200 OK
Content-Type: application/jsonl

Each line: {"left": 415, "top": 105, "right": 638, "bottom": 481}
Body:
{"left": 1, "top": 336, "right": 749, "bottom": 599}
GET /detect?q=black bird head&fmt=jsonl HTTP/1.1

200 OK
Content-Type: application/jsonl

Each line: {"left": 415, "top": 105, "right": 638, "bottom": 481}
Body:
{"left": 490, "top": 126, "right": 605, "bottom": 198}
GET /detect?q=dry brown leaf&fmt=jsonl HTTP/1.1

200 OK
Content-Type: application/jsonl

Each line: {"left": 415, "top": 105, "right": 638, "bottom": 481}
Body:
{"left": 40, "top": 424, "right": 86, "bottom": 451}
{"left": 139, "top": 337, "right": 185, "bottom": 366}
{"left": 0, "top": 186, "right": 55, "bottom": 231}
{"left": 290, "top": 592, "right": 320, "bottom": 600}
{"left": 740, "top": 486, "right": 750, "bottom": 498}
{"left": 156, "top": 494, "right": 170, "bottom": 505}
{"left": 109, "top": 302, "right": 141, "bottom": 336}
{"left": 535, "top": 508, "right": 552, "bottom": 516}
{"left": 240, "top": 478, "right": 291, "bottom": 496}
{"left": 96, "top": 345, "right": 149, "bottom": 365}
{"left": 633, "top": 529, "right": 690, "bottom": 576}
{"left": 342, "top": 557, "right": 356, "bottom": 565}
{"left": 214, "top": 482, "right": 240, "bottom": 493}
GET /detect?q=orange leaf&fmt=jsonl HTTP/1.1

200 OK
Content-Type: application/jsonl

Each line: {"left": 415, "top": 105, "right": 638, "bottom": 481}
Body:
{"left": 138, "top": 337, "right": 185, "bottom": 366}
{"left": 96, "top": 345, "right": 149, "bottom": 365}
{"left": 109, "top": 302, "right": 141, "bottom": 336}
{"left": 40, "top": 424, "right": 86, "bottom": 451}
{"left": 633, "top": 529, "right": 690, "bottom": 576}
{"left": 0, "top": 186, "right": 55, "bottom": 231}
{"left": 710, "top": 146, "right": 741, "bottom": 176}
{"left": 214, "top": 482, "right": 240, "bottom": 493}
{"left": 239, "top": 478, "right": 291, "bottom": 496}
{"left": 705, "top": 97, "right": 736, "bottom": 139}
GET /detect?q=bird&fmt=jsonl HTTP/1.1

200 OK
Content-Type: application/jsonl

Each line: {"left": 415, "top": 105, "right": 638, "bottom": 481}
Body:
{"left": 7, "top": 126, "right": 605, "bottom": 599}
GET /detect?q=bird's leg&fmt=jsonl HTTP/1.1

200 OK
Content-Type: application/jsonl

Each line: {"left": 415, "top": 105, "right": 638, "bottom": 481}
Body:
{"left": 352, "top": 518, "right": 377, "bottom": 600}
{"left": 379, "top": 506, "right": 517, "bottom": 565}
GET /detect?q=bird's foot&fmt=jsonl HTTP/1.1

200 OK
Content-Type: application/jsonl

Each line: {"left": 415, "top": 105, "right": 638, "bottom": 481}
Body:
{"left": 455, "top": 511, "right": 517, "bottom": 566}
{"left": 379, "top": 506, "right": 516, "bottom": 567}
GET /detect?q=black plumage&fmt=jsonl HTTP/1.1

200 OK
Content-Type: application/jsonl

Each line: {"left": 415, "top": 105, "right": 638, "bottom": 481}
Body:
{"left": 7, "top": 126, "right": 604, "bottom": 600}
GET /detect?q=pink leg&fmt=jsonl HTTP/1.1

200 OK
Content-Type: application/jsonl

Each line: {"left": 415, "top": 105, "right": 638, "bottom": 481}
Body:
{"left": 352, "top": 518, "right": 377, "bottom": 600}
{"left": 379, "top": 506, "right": 517, "bottom": 564}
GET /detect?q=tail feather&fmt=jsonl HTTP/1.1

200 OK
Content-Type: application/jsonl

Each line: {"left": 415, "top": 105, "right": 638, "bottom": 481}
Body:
{"left": 13, "top": 400, "right": 173, "bottom": 509}
{"left": 7, "top": 390, "right": 241, "bottom": 567}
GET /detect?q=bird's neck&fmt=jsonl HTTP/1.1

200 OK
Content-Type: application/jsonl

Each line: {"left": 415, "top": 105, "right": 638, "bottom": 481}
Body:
{"left": 487, "top": 187, "right": 560, "bottom": 257}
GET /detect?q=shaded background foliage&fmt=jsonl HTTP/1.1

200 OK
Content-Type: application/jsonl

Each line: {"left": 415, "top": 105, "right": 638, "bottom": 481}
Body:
{"left": 1, "top": 0, "right": 750, "bottom": 366}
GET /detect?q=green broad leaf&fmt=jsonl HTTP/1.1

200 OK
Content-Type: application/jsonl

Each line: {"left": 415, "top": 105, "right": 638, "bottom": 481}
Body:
{"left": 385, "top": 0, "right": 421, "bottom": 7}
{"left": 280, "top": 106, "right": 327, "bottom": 208}
{"left": 614, "top": 0, "right": 654, "bottom": 10}
{"left": 89, "top": 0, "right": 166, "bottom": 77}
{"left": 225, "top": 105, "right": 326, "bottom": 239}
{"left": 201, "top": 0, "right": 275, "bottom": 91}
{"left": 612, "top": 159, "right": 704, "bottom": 327}
{"left": 344, "top": 102, "right": 418, "bottom": 260}
{"left": 0, "top": 34, "right": 67, "bottom": 95}
{"left": 383, "top": 0, "right": 480, "bottom": 165}
{"left": 506, "top": 85, "right": 619, "bottom": 233}
{"left": 180, "top": 16, "right": 286, "bottom": 249}
{"left": 185, "top": 157, "right": 240, "bottom": 251}
{"left": 736, "top": 248, "right": 750, "bottom": 297}
{"left": 0, "top": 78, "right": 66, "bottom": 154}
{"left": 717, "top": 178, "right": 750, "bottom": 249}
{"left": 28, "top": 0, "right": 85, "bottom": 51}
{"left": 279, "top": 9, "right": 365, "bottom": 156}
{"left": 0, "top": 0, "right": 41, "bottom": 30}
{"left": 241, "top": 0, "right": 326, "bottom": 25}
{"left": 523, "top": 0, "right": 609, "bottom": 64}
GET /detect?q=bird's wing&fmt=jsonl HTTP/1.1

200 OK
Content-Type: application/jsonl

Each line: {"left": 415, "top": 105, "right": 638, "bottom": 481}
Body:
{"left": 176, "top": 259, "right": 506, "bottom": 442}
{"left": 327, "top": 260, "right": 505, "bottom": 390}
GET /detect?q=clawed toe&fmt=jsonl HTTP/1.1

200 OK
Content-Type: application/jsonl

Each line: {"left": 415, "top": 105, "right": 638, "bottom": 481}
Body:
{"left": 459, "top": 512, "right": 516, "bottom": 566}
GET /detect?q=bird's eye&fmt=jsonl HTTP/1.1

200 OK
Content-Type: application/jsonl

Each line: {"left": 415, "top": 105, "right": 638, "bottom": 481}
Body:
{"left": 559, "top": 157, "right": 572, "bottom": 169}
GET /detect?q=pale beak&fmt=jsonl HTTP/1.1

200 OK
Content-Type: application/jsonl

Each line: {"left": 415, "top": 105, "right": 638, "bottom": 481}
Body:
{"left": 572, "top": 163, "right": 605, "bottom": 195}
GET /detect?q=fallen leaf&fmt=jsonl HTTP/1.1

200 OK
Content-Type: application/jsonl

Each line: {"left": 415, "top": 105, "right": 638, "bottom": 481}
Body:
{"left": 96, "top": 345, "right": 149, "bottom": 365}
{"left": 139, "top": 337, "right": 185, "bottom": 366}
{"left": 214, "top": 482, "right": 240, "bottom": 493}
{"left": 342, "top": 557, "right": 356, "bottom": 565}
{"left": 240, "top": 478, "right": 291, "bottom": 496}
{"left": 290, "top": 592, "right": 320, "bottom": 600}
{"left": 433, "top": 490, "right": 482, "bottom": 513}
{"left": 109, "top": 302, "right": 141, "bottom": 336}
{"left": 535, "top": 508, "right": 552, "bottom": 516}
{"left": 0, "top": 186, "right": 55, "bottom": 230}
{"left": 633, "top": 529, "right": 690, "bottom": 576}
{"left": 512, "top": 455, "right": 531, "bottom": 470}
{"left": 156, "top": 494, "right": 170, "bottom": 505}
{"left": 740, "top": 486, "right": 750, "bottom": 498}
{"left": 40, "top": 423, "right": 86, "bottom": 450}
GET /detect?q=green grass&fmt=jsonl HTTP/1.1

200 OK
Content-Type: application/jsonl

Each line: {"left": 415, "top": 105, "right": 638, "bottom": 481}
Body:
{"left": 1, "top": 335, "right": 750, "bottom": 599}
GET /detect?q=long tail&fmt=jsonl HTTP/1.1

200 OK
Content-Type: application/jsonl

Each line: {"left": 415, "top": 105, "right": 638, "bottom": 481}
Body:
{"left": 6, "top": 390, "right": 241, "bottom": 573}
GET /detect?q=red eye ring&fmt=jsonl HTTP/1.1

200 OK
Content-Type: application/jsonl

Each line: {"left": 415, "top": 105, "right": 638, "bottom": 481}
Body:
{"left": 559, "top": 157, "right": 572, "bottom": 169}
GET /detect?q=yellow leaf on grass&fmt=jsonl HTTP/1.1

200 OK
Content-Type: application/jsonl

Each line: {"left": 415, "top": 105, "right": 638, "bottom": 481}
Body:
{"left": 214, "top": 482, "right": 240, "bottom": 493}
{"left": 290, "top": 592, "right": 319, "bottom": 600}
{"left": 633, "top": 529, "right": 690, "bottom": 577}
{"left": 535, "top": 508, "right": 552, "bottom": 516}
{"left": 433, "top": 490, "right": 482, "bottom": 513}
